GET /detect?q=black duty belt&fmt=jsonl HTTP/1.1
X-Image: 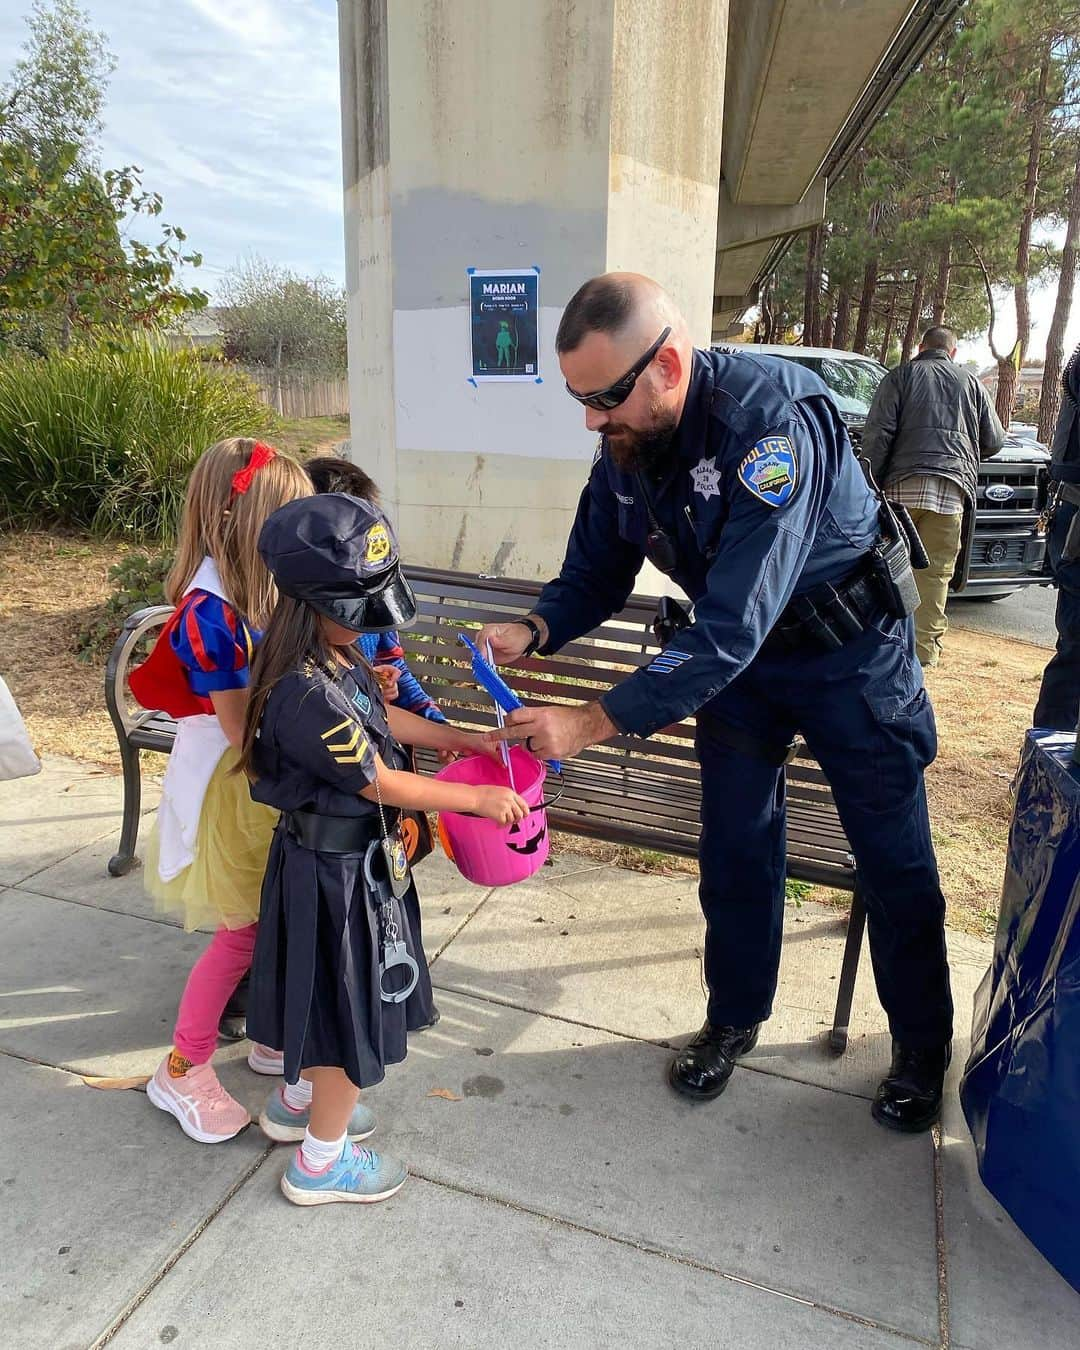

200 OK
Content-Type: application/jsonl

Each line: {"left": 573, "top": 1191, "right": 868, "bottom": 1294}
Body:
{"left": 284, "top": 809, "right": 383, "bottom": 854}
{"left": 765, "top": 563, "right": 886, "bottom": 655}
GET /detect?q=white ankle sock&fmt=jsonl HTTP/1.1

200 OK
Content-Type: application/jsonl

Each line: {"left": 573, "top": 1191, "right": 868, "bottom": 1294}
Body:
{"left": 301, "top": 1129, "right": 346, "bottom": 1174}
{"left": 283, "top": 1078, "right": 313, "bottom": 1111}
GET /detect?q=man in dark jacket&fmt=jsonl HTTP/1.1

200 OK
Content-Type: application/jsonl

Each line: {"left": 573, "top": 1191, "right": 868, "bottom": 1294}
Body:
{"left": 862, "top": 326, "right": 1005, "bottom": 667}
{"left": 1033, "top": 342, "right": 1080, "bottom": 730}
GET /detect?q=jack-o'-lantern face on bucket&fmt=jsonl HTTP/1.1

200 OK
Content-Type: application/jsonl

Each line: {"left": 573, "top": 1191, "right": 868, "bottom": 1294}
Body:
{"left": 506, "top": 812, "right": 547, "bottom": 856}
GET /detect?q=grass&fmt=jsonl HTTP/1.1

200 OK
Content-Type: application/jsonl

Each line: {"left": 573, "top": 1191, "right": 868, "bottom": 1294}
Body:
{"left": 0, "top": 339, "right": 273, "bottom": 541}
{"left": 0, "top": 522, "right": 1046, "bottom": 937}
{"left": 268, "top": 413, "right": 350, "bottom": 459}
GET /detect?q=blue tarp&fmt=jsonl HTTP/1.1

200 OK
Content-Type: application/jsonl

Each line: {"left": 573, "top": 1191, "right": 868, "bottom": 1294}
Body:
{"left": 960, "top": 730, "right": 1080, "bottom": 1292}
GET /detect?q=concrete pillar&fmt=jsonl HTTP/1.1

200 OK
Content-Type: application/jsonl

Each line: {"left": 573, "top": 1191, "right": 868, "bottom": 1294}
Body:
{"left": 338, "top": 0, "right": 727, "bottom": 580}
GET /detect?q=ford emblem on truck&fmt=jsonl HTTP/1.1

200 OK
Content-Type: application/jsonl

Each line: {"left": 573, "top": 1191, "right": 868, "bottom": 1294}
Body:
{"left": 985, "top": 483, "right": 1015, "bottom": 502}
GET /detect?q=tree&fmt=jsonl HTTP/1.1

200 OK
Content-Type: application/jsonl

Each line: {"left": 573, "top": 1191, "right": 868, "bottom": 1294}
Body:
{"left": 1039, "top": 131, "right": 1080, "bottom": 440}
{"left": 0, "top": 0, "right": 114, "bottom": 171}
{"left": 217, "top": 256, "right": 348, "bottom": 380}
{"left": 0, "top": 1, "right": 206, "bottom": 349}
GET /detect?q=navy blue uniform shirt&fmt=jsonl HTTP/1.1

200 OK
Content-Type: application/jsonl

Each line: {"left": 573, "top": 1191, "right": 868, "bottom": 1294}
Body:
{"left": 532, "top": 348, "right": 881, "bottom": 738}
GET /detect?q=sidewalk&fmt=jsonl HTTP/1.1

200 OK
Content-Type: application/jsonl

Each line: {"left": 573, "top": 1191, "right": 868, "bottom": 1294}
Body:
{"left": 1, "top": 757, "right": 1076, "bottom": 1349}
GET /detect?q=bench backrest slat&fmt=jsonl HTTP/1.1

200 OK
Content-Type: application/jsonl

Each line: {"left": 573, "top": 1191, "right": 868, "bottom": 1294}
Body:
{"left": 106, "top": 566, "right": 856, "bottom": 890}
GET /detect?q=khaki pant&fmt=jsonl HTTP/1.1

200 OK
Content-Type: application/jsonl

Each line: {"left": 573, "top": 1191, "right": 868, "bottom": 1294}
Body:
{"left": 907, "top": 508, "right": 963, "bottom": 668}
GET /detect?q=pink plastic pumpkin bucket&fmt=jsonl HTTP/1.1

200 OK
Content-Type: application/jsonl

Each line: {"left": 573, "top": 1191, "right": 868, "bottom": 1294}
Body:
{"left": 435, "top": 747, "right": 558, "bottom": 886}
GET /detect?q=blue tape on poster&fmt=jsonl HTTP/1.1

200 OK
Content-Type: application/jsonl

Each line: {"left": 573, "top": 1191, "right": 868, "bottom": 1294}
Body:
{"left": 457, "top": 634, "right": 561, "bottom": 772}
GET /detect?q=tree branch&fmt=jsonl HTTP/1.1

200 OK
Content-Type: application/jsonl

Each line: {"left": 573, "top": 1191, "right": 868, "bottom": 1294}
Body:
{"left": 963, "top": 234, "right": 1008, "bottom": 364}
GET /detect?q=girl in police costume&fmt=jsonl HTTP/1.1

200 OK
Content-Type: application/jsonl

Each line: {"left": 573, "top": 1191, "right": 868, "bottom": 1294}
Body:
{"left": 131, "top": 438, "right": 313, "bottom": 1144}
{"left": 241, "top": 493, "right": 527, "bottom": 1206}
{"left": 216, "top": 455, "right": 448, "bottom": 1044}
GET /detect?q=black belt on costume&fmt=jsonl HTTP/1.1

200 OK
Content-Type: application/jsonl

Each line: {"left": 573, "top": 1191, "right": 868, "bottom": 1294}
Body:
{"left": 283, "top": 809, "right": 382, "bottom": 854}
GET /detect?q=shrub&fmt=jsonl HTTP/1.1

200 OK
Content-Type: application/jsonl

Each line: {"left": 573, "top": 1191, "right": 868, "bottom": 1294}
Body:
{"left": 74, "top": 549, "right": 173, "bottom": 662}
{"left": 0, "top": 336, "right": 272, "bottom": 540}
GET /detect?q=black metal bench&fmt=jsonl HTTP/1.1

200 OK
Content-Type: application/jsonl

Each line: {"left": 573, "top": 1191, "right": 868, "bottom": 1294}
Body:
{"left": 105, "top": 566, "right": 866, "bottom": 1052}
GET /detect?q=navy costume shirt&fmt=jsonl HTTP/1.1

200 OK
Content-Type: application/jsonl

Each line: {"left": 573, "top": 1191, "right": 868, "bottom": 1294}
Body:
{"left": 250, "top": 659, "right": 408, "bottom": 816}
{"left": 532, "top": 348, "right": 881, "bottom": 738}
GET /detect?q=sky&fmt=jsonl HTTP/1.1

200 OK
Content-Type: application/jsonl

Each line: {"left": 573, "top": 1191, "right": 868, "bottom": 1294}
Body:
{"left": 1, "top": 0, "right": 1077, "bottom": 371}
{"left": 0, "top": 0, "right": 346, "bottom": 295}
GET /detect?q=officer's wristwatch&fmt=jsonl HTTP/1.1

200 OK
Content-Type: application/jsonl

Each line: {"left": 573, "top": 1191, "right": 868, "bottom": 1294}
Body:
{"left": 516, "top": 617, "right": 544, "bottom": 657}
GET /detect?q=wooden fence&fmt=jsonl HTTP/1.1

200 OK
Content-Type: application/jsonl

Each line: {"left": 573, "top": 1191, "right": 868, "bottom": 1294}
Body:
{"left": 244, "top": 369, "right": 350, "bottom": 419}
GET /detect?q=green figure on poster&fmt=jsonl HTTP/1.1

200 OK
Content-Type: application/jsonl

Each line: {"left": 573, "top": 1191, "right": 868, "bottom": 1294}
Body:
{"left": 496, "top": 320, "right": 513, "bottom": 368}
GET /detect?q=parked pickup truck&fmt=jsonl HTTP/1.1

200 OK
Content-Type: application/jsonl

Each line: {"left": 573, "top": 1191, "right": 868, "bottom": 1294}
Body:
{"left": 713, "top": 344, "right": 1050, "bottom": 600}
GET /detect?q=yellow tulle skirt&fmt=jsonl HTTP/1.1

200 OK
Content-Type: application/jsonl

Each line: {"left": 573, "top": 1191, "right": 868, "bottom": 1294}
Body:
{"left": 144, "top": 748, "right": 279, "bottom": 932}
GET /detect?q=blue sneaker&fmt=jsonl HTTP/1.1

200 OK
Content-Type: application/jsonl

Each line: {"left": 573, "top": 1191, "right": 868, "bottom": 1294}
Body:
{"left": 259, "top": 1086, "right": 375, "bottom": 1143}
{"left": 281, "top": 1141, "right": 407, "bottom": 1206}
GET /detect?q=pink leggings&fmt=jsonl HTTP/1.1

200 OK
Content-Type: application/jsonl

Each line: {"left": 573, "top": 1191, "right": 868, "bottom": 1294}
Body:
{"left": 173, "top": 924, "right": 257, "bottom": 1065}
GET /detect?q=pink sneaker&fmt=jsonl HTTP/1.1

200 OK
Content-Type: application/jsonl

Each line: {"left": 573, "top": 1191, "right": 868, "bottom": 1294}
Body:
{"left": 146, "top": 1056, "right": 251, "bottom": 1144}
{"left": 247, "top": 1043, "right": 284, "bottom": 1076}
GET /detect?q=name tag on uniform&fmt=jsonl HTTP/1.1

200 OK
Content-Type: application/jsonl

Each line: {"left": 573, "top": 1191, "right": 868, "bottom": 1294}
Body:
{"left": 738, "top": 437, "right": 798, "bottom": 508}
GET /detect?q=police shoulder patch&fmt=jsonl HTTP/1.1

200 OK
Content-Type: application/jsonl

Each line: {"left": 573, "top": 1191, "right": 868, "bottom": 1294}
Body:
{"left": 738, "top": 436, "right": 798, "bottom": 508}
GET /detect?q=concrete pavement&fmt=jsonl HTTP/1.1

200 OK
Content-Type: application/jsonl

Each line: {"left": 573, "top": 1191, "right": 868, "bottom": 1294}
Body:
{"left": 1, "top": 758, "right": 1076, "bottom": 1349}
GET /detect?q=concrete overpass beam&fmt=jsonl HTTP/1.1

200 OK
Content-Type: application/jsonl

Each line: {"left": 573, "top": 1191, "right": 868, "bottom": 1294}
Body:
{"left": 715, "top": 176, "right": 826, "bottom": 255}
{"left": 722, "top": 0, "right": 914, "bottom": 207}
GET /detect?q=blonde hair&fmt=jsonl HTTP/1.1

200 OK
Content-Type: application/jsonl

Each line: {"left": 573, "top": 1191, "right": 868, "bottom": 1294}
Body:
{"left": 167, "top": 438, "right": 313, "bottom": 627}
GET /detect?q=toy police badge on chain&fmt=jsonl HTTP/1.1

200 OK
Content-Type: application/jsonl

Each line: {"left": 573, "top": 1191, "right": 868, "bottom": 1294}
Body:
{"left": 381, "top": 825, "right": 411, "bottom": 899}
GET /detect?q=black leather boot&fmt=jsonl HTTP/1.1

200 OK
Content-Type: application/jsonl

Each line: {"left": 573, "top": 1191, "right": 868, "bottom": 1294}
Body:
{"left": 871, "top": 1040, "right": 952, "bottom": 1133}
{"left": 668, "top": 1022, "right": 760, "bottom": 1101}
{"left": 218, "top": 972, "right": 249, "bottom": 1043}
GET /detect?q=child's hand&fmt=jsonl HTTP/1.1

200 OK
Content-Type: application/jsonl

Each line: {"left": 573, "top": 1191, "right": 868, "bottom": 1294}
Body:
{"left": 455, "top": 729, "right": 503, "bottom": 762}
{"left": 374, "top": 665, "right": 402, "bottom": 702}
{"left": 474, "top": 786, "right": 530, "bottom": 825}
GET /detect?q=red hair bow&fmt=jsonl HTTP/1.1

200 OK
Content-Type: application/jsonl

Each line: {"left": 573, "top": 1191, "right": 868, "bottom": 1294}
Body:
{"left": 230, "top": 441, "right": 276, "bottom": 498}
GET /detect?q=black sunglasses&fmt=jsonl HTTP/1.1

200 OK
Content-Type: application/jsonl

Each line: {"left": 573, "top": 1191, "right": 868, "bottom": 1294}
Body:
{"left": 565, "top": 326, "right": 672, "bottom": 411}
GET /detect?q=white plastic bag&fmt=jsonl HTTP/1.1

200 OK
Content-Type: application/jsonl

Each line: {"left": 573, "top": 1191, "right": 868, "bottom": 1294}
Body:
{"left": 0, "top": 676, "right": 41, "bottom": 782}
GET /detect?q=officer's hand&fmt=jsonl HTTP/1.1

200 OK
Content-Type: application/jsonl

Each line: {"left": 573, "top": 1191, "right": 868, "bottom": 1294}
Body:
{"left": 473, "top": 786, "right": 530, "bottom": 825}
{"left": 373, "top": 664, "right": 402, "bottom": 702}
{"left": 475, "top": 621, "right": 534, "bottom": 664}
{"left": 501, "top": 702, "right": 616, "bottom": 761}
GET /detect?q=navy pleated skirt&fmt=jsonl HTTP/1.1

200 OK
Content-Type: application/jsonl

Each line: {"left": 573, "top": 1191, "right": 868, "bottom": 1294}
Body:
{"left": 247, "top": 822, "right": 436, "bottom": 1089}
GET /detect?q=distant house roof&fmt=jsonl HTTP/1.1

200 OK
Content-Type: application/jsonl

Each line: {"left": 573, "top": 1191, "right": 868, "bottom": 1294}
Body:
{"left": 179, "top": 306, "right": 224, "bottom": 339}
{"left": 979, "top": 363, "right": 1044, "bottom": 387}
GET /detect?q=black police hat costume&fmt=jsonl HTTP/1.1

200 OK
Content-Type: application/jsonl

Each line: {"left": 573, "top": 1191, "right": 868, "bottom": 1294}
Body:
{"left": 258, "top": 492, "right": 418, "bottom": 634}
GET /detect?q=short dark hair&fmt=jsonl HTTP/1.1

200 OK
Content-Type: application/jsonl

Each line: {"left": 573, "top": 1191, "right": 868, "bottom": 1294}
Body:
{"left": 556, "top": 276, "right": 636, "bottom": 354}
{"left": 921, "top": 325, "right": 956, "bottom": 351}
{"left": 305, "top": 455, "right": 379, "bottom": 502}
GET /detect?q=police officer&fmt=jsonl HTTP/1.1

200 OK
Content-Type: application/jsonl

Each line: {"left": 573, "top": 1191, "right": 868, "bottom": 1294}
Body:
{"left": 1033, "top": 342, "right": 1080, "bottom": 731}
{"left": 479, "top": 273, "right": 953, "bottom": 1133}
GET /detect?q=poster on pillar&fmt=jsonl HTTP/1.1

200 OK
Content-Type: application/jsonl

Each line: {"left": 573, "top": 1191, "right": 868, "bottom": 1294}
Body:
{"left": 468, "top": 267, "right": 540, "bottom": 383}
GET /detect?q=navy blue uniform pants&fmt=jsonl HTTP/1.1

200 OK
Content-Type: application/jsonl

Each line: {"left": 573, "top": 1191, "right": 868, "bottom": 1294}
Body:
{"left": 694, "top": 613, "right": 953, "bottom": 1049}
{"left": 1033, "top": 500, "right": 1080, "bottom": 731}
